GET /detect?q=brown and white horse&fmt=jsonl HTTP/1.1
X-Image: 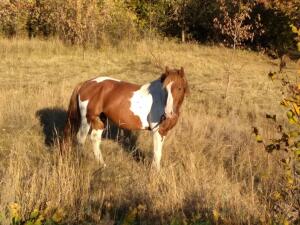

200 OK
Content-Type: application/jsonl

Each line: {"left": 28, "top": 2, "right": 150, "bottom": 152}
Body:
{"left": 63, "top": 67, "right": 188, "bottom": 170}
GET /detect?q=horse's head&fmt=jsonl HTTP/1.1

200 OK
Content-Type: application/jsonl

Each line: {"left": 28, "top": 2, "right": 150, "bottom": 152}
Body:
{"left": 161, "top": 66, "right": 189, "bottom": 118}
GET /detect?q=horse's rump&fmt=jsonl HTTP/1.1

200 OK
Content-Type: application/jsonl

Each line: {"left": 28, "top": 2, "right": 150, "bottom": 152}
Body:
{"left": 63, "top": 82, "right": 83, "bottom": 144}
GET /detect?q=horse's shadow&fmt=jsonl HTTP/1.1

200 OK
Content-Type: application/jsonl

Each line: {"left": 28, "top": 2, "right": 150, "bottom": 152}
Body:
{"left": 35, "top": 107, "right": 67, "bottom": 146}
{"left": 35, "top": 107, "right": 145, "bottom": 162}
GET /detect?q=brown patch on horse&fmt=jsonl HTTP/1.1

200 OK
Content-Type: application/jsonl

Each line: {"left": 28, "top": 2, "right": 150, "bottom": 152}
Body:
{"left": 78, "top": 80, "right": 143, "bottom": 130}
{"left": 158, "top": 114, "right": 179, "bottom": 136}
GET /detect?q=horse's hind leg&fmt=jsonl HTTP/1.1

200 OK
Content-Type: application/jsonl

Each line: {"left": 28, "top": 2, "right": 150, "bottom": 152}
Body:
{"left": 76, "top": 98, "right": 90, "bottom": 146}
{"left": 76, "top": 116, "right": 90, "bottom": 147}
{"left": 90, "top": 116, "right": 106, "bottom": 167}
{"left": 76, "top": 121, "right": 90, "bottom": 146}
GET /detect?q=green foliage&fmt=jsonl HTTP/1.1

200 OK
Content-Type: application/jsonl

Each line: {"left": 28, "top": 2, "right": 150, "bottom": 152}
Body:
{"left": 254, "top": 25, "right": 300, "bottom": 224}
{"left": 121, "top": 207, "right": 137, "bottom": 225}
{"left": 0, "top": 0, "right": 138, "bottom": 46}
{"left": 0, "top": 0, "right": 299, "bottom": 52}
{"left": 126, "top": 0, "right": 161, "bottom": 32}
{"left": 251, "top": 2, "right": 297, "bottom": 55}
{"left": 6, "top": 203, "right": 65, "bottom": 225}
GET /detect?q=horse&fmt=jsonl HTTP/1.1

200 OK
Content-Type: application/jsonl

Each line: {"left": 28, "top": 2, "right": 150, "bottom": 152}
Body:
{"left": 63, "top": 66, "right": 189, "bottom": 170}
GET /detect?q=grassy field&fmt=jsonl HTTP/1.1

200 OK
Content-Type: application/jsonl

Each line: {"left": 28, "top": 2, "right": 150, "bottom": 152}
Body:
{"left": 0, "top": 38, "right": 298, "bottom": 224}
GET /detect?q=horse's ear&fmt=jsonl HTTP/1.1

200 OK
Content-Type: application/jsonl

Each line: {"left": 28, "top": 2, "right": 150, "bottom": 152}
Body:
{"left": 161, "top": 66, "right": 169, "bottom": 84}
{"left": 160, "top": 73, "right": 167, "bottom": 83}
{"left": 165, "top": 66, "right": 170, "bottom": 74}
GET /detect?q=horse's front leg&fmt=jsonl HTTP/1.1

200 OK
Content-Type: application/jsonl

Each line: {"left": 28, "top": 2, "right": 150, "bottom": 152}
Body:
{"left": 152, "top": 130, "right": 165, "bottom": 170}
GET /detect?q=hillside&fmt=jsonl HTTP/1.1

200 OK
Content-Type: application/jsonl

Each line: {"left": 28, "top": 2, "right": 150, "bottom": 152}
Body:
{"left": 0, "top": 38, "right": 298, "bottom": 224}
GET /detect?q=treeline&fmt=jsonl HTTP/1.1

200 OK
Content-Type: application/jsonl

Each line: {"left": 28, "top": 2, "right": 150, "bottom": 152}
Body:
{"left": 0, "top": 0, "right": 299, "bottom": 55}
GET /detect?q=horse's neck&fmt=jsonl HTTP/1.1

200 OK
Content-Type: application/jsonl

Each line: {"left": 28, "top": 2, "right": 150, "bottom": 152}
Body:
{"left": 146, "top": 79, "right": 167, "bottom": 106}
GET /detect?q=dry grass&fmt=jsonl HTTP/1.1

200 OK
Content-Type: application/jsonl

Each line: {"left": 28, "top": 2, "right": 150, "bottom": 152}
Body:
{"left": 0, "top": 38, "right": 298, "bottom": 224}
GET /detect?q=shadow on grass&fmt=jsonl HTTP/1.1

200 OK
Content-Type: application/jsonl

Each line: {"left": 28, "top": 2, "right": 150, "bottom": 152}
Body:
{"left": 102, "top": 119, "right": 145, "bottom": 163}
{"left": 35, "top": 107, "right": 67, "bottom": 146}
{"left": 80, "top": 192, "right": 214, "bottom": 225}
{"left": 35, "top": 107, "right": 145, "bottom": 162}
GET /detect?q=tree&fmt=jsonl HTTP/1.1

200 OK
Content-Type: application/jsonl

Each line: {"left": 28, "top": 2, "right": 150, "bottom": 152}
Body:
{"left": 166, "top": 0, "right": 190, "bottom": 42}
{"left": 213, "top": 0, "right": 263, "bottom": 49}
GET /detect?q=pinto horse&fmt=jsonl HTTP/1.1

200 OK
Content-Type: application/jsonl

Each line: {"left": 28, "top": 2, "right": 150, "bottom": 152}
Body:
{"left": 63, "top": 67, "right": 188, "bottom": 170}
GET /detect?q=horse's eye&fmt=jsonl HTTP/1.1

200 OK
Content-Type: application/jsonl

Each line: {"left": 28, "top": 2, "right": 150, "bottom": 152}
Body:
{"left": 178, "top": 87, "right": 183, "bottom": 91}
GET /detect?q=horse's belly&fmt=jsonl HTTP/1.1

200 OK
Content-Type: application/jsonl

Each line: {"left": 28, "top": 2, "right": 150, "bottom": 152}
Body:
{"left": 106, "top": 110, "right": 149, "bottom": 130}
{"left": 102, "top": 82, "right": 153, "bottom": 130}
{"left": 103, "top": 96, "right": 152, "bottom": 130}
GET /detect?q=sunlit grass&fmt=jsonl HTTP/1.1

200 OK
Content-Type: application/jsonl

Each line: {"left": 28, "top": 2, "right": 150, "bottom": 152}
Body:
{"left": 0, "top": 37, "right": 298, "bottom": 224}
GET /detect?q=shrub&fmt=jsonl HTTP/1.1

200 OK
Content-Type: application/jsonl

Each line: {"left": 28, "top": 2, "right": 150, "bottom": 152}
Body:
{"left": 213, "top": 0, "right": 263, "bottom": 49}
{"left": 251, "top": 2, "right": 297, "bottom": 56}
{"left": 254, "top": 25, "right": 300, "bottom": 224}
{"left": 0, "top": 1, "right": 30, "bottom": 37}
{"left": 0, "top": 0, "right": 139, "bottom": 47}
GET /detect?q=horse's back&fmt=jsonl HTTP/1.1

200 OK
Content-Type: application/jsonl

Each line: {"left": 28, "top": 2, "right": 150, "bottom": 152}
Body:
{"left": 78, "top": 76, "right": 139, "bottom": 99}
{"left": 76, "top": 76, "right": 144, "bottom": 129}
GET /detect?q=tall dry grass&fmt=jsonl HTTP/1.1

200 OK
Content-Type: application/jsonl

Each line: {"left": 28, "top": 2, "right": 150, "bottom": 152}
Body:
{"left": 0, "top": 38, "right": 298, "bottom": 224}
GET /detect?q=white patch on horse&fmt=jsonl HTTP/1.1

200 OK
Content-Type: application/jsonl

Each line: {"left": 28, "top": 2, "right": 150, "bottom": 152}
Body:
{"left": 165, "top": 81, "right": 174, "bottom": 117}
{"left": 90, "top": 129, "right": 106, "bottom": 167}
{"left": 129, "top": 83, "right": 153, "bottom": 129}
{"left": 152, "top": 130, "right": 165, "bottom": 170}
{"left": 77, "top": 95, "right": 90, "bottom": 144}
{"left": 91, "top": 76, "right": 120, "bottom": 83}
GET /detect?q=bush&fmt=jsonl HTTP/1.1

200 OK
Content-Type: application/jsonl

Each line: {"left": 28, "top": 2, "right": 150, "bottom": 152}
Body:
{"left": 251, "top": 2, "right": 297, "bottom": 55}
{"left": 0, "top": 1, "right": 299, "bottom": 56}
{"left": 0, "top": 1, "right": 30, "bottom": 37}
{"left": 0, "top": 0, "right": 139, "bottom": 47}
{"left": 254, "top": 25, "right": 300, "bottom": 224}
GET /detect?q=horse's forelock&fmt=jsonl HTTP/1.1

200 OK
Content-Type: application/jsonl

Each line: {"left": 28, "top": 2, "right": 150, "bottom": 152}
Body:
{"left": 162, "top": 71, "right": 188, "bottom": 94}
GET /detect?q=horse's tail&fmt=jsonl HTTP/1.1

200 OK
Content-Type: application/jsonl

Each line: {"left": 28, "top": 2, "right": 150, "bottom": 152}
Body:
{"left": 61, "top": 82, "right": 83, "bottom": 151}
